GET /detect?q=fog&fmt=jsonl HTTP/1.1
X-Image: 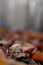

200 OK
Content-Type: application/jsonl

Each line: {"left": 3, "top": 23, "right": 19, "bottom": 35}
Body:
{"left": 0, "top": 0, "right": 43, "bottom": 31}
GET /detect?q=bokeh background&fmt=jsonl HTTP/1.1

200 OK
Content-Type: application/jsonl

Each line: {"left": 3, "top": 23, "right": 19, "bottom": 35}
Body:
{"left": 0, "top": 0, "right": 43, "bottom": 31}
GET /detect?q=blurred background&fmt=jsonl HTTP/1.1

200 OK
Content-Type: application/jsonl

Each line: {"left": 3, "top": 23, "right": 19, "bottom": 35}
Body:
{"left": 0, "top": 0, "right": 43, "bottom": 31}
